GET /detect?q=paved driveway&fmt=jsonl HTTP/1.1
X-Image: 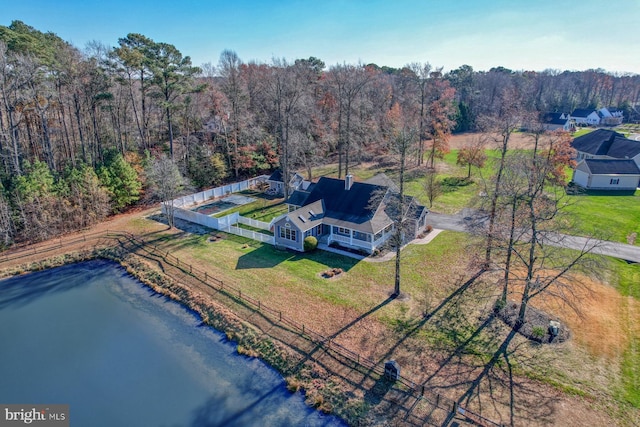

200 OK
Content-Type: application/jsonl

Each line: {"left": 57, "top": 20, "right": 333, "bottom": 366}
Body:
{"left": 427, "top": 212, "right": 640, "bottom": 263}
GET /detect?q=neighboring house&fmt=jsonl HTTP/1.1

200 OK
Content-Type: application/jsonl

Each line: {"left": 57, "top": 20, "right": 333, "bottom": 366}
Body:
{"left": 570, "top": 109, "right": 601, "bottom": 126}
{"left": 541, "top": 112, "right": 573, "bottom": 132}
{"left": 572, "top": 159, "right": 640, "bottom": 190}
{"left": 266, "top": 170, "right": 307, "bottom": 195}
{"left": 571, "top": 129, "right": 640, "bottom": 190}
{"left": 273, "top": 174, "right": 428, "bottom": 254}
{"left": 598, "top": 107, "right": 624, "bottom": 126}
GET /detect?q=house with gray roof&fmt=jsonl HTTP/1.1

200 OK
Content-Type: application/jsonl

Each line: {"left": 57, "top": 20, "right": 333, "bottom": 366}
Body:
{"left": 272, "top": 175, "right": 428, "bottom": 253}
{"left": 571, "top": 129, "right": 640, "bottom": 190}
{"left": 266, "top": 169, "right": 307, "bottom": 195}
{"left": 572, "top": 159, "right": 640, "bottom": 190}
{"left": 542, "top": 112, "right": 573, "bottom": 132}
{"left": 570, "top": 109, "right": 601, "bottom": 126}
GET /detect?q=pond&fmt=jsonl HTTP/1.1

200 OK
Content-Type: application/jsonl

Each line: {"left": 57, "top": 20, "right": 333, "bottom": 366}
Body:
{"left": 0, "top": 260, "right": 345, "bottom": 426}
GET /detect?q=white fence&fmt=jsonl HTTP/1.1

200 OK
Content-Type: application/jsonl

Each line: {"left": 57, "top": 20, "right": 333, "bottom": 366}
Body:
{"left": 237, "top": 216, "right": 271, "bottom": 231}
{"left": 227, "top": 225, "right": 275, "bottom": 244}
{"left": 172, "top": 175, "right": 269, "bottom": 208}
{"left": 172, "top": 207, "right": 221, "bottom": 229}
{"left": 162, "top": 175, "right": 276, "bottom": 245}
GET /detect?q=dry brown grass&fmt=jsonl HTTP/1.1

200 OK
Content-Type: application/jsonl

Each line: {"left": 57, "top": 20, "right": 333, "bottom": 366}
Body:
{"left": 448, "top": 132, "right": 536, "bottom": 150}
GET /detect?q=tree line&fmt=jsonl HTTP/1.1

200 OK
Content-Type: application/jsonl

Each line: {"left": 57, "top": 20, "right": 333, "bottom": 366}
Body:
{"left": 1, "top": 20, "right": 639, "bottom": 247}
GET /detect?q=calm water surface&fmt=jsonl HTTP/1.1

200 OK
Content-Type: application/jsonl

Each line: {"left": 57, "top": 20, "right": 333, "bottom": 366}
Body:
{"left": 0, "top": 260, "right": 345, "bottom": 427}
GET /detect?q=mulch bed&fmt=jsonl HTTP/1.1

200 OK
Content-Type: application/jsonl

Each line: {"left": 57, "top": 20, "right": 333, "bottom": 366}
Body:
{"left": 498, "top": 300, "right": 571, "bottom": 344}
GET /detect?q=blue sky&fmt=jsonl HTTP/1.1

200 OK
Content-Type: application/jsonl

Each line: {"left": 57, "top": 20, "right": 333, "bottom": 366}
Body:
{"left": 4, "top": 0, "right": 640, "bottom": 73}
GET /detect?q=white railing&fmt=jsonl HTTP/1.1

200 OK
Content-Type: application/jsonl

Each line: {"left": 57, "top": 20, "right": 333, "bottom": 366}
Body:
{"left": 330, "top": 233, "right": 373, "bottom": 251}
{"left": 331, "top": 234, "right": 351, "bottom": 244}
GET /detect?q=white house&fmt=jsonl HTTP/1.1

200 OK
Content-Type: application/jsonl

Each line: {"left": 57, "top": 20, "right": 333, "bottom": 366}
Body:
{"left": 598, "top": 107, "right": 624, "bottom": 126}
{"left": 571, "top": 129, "right": 640, "bottom": 190}
{"left": 542, "top": 112, "right": 573, "bottom": 132}
{"left": 272, "top": 175, "right": 428, "bottom": 254}
{"left": 570, "top": 109, "right": 601, "bottom": 126}
{"left": 572, "top": 159, "right": 640, "bottom": 190}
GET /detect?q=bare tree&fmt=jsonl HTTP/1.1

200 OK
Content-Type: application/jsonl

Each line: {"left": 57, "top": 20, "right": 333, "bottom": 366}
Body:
{"left": 478, "top": 85, "right": 527, "bottom": 268}
{"left": 145, "top": 154, "right": 191, "bottom": 228}
{"left": 260, "top": 58, "right": 309, "bottom": 199}
{"left": 217, "top": 49, "right": 246, "bottom": 178}
{"left": 375, "top": 102, "right": 420, "bottom": 297}
{"left": 327, "top": 63, "right": 371, "bottom": 178}
{"left": 422, "top": 167, "right": 442, "bottom": 208}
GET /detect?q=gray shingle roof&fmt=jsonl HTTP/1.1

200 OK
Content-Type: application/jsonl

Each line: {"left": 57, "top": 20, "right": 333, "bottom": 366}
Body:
{"left": 542, "top": 112, "right": 569, "bottom": 125}
{"left": 282, "top": 176, "right": 428, "bottom": 235}
{"left": 584, "top": 159, "right": 640, "bottom": 175}
{"left": 572, "top": 129, "right": 640, "bottom": 158}
{"left": 571, "top": 108, "right": 597, "bottom": 118}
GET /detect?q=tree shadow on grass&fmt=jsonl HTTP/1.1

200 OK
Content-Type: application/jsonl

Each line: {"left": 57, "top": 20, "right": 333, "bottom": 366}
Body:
{"left": 235, "top": 245, "right": 360, "bottom": 272}
{"left": 236, "top": 245, "right": 299, "bottom": 270}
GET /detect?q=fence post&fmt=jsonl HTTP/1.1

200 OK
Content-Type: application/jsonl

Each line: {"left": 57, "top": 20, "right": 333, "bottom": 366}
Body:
{"left": 190, "top": 264, "right": 192, "bottom": 273}
{"left": 258, "top": 300, "right": 261, "bottom": 310}
{"left": 452, "top": 401, "right": 458, "bottom": 416}
{"left": 302, "top": 324, "right": 305, "bottom": 334}
{"left": 279, "top": 311, "right": 282, "bottom": 321}
{"left": 205, "top": 272, "right": 208, "bottom": 281}
{"left": 239, "top": 289, "right": 242, "bottom": 299}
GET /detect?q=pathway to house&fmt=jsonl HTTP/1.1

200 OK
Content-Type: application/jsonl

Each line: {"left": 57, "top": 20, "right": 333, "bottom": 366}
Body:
{"left": 363, "top": 229, "right": 444, "bottom": 263}
{"left": 427, "top": 212, "right": 640, "bottom": 263}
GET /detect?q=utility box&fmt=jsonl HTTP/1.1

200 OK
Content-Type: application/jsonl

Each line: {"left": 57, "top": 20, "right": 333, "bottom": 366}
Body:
{"left": 384, "top": 360, "right": 400, "bottom": 381}
{"left": 549, "top": 320, "right": 560, "bottom": 337}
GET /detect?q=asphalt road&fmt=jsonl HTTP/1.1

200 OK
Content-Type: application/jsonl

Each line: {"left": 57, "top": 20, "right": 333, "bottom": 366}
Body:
{"left": 427, "top": 212, "right": 640, "bottom": 263}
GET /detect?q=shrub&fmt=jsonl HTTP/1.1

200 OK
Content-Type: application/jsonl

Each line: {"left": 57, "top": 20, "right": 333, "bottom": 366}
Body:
{"left": 532, "top": 326, "right": 546, "bottom": 339}
{"left": 304, "top": 236, "right": 318, "bottom": 251}
{"left": 425, "top": 224, "right": 433, "bottom": 233}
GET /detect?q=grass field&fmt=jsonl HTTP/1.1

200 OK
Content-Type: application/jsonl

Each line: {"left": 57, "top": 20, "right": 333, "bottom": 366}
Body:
{"left": 564, "top": 190, "right": 640, "bottom": 245}
{"left": 144, "top": 220, "right": 640, "bottom": 425}
{"left": 156, "top": 138, "right": 640, "bottom": 423}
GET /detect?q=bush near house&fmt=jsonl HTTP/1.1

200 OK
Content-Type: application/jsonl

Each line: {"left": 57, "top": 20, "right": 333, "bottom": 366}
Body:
{"left": 304, "top": 236, "right": 318, "bottom": 252}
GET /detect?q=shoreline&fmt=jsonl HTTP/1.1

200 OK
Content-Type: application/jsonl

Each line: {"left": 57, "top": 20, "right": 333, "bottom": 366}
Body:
{"left": 0, "top": 246, "right": 362, "bottom": 425}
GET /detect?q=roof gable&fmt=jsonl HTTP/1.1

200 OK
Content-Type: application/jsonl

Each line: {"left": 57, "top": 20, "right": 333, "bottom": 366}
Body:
{"left": 542, "top": 112, "right": 569, "bottom": 125}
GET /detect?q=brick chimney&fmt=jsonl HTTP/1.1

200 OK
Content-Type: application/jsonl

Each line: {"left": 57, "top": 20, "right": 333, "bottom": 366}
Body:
{"left": 345, "top": 174, "right": 353, "bottom": 190}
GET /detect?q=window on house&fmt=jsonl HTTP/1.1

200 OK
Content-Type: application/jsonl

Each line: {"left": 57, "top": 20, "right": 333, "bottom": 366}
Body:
{"left": 333, "top": 226, "right": 350, "bottom": 236}
{"left": 610, "top": 178, "right": 620, "bottom": 185}
{"left": 279, "top": 226, "right": 297, "bottom": 241}
{"left": 353, "top": 231, "right": 370, "bottom": 241}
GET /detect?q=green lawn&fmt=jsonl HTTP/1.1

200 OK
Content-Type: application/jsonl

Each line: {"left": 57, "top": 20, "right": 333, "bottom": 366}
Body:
{"left": 564, "top": 190, "right": 640, "bottom": 245}
{"left": 213, "top": 191, "right": 288, "bottom": 222}
{"left": 322, "top": 150, "right": 640, "bottom": 243}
